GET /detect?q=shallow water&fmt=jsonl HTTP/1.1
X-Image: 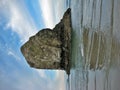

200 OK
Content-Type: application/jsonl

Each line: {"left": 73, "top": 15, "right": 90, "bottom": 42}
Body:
{"left": 67, "top": 0, "right": 120, "bottom": 90}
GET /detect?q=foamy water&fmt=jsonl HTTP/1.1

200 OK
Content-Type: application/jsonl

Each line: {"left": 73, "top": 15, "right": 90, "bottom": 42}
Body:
{"left": 67, "top": 0, "right": 120, "bottom": 90}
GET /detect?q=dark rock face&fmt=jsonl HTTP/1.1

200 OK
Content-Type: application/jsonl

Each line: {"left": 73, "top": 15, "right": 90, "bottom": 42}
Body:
{"left": 21, "top": 8, "right": 71, "bottom": 74}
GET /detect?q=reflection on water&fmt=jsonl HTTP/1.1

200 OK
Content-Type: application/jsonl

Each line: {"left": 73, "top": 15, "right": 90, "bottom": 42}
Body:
{"left": 68, "top": 0, "right": 120, "bottom": 90}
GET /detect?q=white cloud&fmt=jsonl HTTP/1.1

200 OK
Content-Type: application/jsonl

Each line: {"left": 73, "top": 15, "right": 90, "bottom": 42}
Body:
{"left": 36, "top": 70, "right": 66, "bottom": 90}
{"left": 39, "top": 0, "right": 55, "bottom": 28}
{"left": 39, "top": 0, "right": 66, "bottom": 29}
{"left": 0, "top": 0, "right": 37, "bottom": 43}
{"left": 36, "top": 69, "right": 47, "bottom": 79}
{"left": 54, "top": 70, "right": 66, "bottom": 90}
{"left": 8, "top": 50, "right": 21, "bottom": 61}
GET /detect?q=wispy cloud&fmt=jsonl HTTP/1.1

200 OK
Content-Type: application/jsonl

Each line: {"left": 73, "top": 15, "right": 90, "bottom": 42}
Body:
{"left": 39, "top": 0, "right": 55, "bottom": 28}
{"left": 39, "top": 0, "right": 66, "bottom": 29}
{"left": 54, "top": 70, "right": 66, "bottom": 90}
{"left": 0, "top": 0, "right": 37, "bottom": 43}
{"left": 0, "top": 0, "right": 66, "bottom": 90}
{"left": 35, "top": 69, "right": 66, "bottom": 90}
{"left": 8, "top": 50, "right": 21, "bottom": 61}
{"left": 36, "top": 69, "right": 47, "bottom": 79}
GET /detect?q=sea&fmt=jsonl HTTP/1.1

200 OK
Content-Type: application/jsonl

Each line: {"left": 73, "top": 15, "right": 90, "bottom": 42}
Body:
{"left": 65, "top": 0, "right": 120, "bottom": 90}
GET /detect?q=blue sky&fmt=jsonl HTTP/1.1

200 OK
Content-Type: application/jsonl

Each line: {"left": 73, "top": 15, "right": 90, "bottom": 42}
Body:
{"left": 0, "top": 0, "right": 68, "bottom": 90}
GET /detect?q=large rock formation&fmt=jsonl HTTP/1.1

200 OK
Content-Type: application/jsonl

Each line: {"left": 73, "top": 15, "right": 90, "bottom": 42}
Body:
{"left": 21, "top": 8, "right": 71, "bottom": 74}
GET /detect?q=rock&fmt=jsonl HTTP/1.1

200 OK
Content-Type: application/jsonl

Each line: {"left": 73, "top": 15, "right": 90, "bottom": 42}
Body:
{"left": 21, "top": 8, "right": 71, "bottom": 74}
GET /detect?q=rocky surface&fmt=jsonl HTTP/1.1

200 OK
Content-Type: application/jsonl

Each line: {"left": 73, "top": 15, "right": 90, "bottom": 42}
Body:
{"left": 21, "top": 8, "right": 71, "bottom": 74}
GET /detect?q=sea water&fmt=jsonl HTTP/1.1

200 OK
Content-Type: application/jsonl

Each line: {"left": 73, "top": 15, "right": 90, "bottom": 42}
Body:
{"left": 67, "top": 0, "right": 120, "bottom": 90}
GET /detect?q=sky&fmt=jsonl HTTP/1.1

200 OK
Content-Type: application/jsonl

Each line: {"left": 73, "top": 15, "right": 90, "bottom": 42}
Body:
{"left": 0, "top": 0, "right": 68, "bottom": 90}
